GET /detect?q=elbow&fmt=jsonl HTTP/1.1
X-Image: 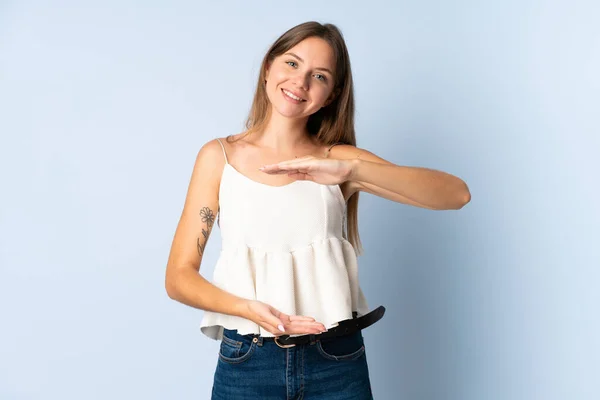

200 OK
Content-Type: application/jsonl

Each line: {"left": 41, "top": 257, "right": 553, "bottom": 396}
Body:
{"left": 464, "top": 189, "right": 471, "bottom": 205}
{"left": 165, "top": 271, "right": 180, "bottom": 300}
{"left": 439, "top": 181, "right": 470, "bottom": 210}
{"left": 454, "top": 184, "right": 471, "bottom": 209}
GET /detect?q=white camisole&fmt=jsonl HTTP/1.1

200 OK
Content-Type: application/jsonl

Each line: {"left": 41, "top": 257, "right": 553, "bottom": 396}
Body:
{"left": 199, "top": 138, "right": 370, "bottom": 340}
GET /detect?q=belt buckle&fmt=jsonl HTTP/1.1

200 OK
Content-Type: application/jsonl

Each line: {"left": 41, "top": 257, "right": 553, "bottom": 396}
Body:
{"left": 274, "top": 336, "right": 296, "bottom": 348}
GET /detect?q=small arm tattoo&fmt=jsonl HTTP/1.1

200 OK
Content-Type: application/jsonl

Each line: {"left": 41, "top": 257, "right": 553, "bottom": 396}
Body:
{"left": 197, "top": 206, "right": 215, "bottom": 256}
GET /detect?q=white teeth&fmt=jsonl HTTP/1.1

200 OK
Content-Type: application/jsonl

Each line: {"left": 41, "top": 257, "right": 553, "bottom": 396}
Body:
{"left": 283, "top": 89, "right": 302, "bottom": 101}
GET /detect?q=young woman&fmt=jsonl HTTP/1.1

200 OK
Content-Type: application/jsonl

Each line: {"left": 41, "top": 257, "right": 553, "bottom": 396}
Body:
{"left": 165, "top": 21, "right": 470, "bottom": 399}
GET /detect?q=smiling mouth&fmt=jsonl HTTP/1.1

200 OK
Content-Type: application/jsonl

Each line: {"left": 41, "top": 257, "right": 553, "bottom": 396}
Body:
{"left": 282, "top": 88, "right": 306, "bottom": 102}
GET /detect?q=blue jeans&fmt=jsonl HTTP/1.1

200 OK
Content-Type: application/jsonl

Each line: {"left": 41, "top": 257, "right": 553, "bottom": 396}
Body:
{"left": 212, "top": 328, "right": 374, "bottom": 399}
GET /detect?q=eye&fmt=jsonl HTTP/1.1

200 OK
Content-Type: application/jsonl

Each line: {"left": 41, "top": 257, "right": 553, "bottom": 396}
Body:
{"left": 314, "top": 73, "right": 326, "bottom": 82}
{"left": 286, "top": 61, "right": 297, "bottom": 68}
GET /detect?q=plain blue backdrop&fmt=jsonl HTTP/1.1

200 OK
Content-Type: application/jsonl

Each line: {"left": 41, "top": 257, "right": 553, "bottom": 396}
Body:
{"left": 1, "top": 1, "right": 598, "bottom": 399}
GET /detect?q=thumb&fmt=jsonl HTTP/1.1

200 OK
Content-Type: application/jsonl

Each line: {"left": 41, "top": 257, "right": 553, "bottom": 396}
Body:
{"left": 268, "top": 307, "right": 288, "bottom": 333}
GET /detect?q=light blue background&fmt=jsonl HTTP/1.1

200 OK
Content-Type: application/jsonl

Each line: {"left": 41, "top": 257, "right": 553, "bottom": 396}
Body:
{"left": 1, "top": 1, "right": 598, "bottom": 399}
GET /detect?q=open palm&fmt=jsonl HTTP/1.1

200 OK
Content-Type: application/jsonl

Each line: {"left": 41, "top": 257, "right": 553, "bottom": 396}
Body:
{"left": 245, "top": 300, "right": 326, "bottom": 336}
{"left": 260, "top": 156, "right": 353, "bottom": 186}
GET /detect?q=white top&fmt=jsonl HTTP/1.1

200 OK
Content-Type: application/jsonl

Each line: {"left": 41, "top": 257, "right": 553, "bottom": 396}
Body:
{"left": 199, "top": 138, "right": 370, "bottom": 340}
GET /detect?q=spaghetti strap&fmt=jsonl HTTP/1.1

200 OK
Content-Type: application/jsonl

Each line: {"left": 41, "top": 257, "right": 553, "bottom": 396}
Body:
{"left": 215, "top": 138, "right": 229, "bottom": 164}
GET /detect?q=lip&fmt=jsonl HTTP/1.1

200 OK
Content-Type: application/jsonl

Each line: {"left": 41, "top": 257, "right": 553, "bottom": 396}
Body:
{"left": 281, "top": 88, "right": 306, "bottom": 103}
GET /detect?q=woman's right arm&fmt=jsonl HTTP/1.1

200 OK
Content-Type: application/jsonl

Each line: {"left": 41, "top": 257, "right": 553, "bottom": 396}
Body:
{"left": 164, "top": 139, "right": 247, "bottom": 316}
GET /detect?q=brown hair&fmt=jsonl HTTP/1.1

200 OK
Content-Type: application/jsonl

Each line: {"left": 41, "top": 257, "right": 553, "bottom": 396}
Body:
{"left": 231, "top": 21, "right": 363, "bottom": 254}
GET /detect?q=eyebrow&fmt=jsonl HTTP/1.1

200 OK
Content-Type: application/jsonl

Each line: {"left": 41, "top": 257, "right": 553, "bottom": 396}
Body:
{"left": 284, "top": 52, "right": 333, "bottom": 75}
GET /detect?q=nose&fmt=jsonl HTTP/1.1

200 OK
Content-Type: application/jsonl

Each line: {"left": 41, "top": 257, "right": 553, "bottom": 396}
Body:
{"left": 292, "top": 71, "right": 310, "bottom": 91}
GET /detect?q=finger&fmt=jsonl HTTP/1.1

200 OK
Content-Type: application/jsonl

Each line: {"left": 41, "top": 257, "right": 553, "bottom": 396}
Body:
{"left": 284, "top": 323, "right": 327, "bottom": 335}
{"left": 261, "top": 160, "right": 312, "bottom": 171}
{"left": 269, "top": 309, "right": 292, "bottom": 332}
{"left": 288, "top": 315, "right": 316, "bottom": 321}
{"left": 260, "top": 322, "right": 280, "bottom": 336}
{"left": 270, "top": 308, "right": 288, "bottom": 320}
{"left": 286, "top": 319, "right": 326, "bottom": 329}
{"left": 289, "top": 321, "right": 327, "bottom": 332}
{"left": 259, "top": 166, "right": 288, "bottom": 173}
{"left": 259, "top": 167, "right": 287, "bottom": 175}
{"left": 279, "top": 162, "right": 312, "bottom": 170}
{"left": 270, "top": 309, "right": 324, "bottom": 333}
{"left": 287, "top": 172, "right": 313, "bottom": 181}
{"left": 262, "top": 314, "right": 286, "bottom": 333}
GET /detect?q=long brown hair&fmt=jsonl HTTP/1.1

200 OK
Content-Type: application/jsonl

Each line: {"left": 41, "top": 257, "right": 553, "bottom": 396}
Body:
{"left": 231, "top": 21, "right": 363, "bottom": 255}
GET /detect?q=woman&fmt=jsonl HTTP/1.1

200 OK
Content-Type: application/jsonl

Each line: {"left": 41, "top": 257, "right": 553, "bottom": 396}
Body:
{"left": 165, "top": 21, "right": 470, "bottom": 399}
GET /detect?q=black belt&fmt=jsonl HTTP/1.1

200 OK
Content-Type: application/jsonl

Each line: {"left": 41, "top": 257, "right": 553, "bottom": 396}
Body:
{"left": 268, "top": 305, "right": 386, "bottom": 348}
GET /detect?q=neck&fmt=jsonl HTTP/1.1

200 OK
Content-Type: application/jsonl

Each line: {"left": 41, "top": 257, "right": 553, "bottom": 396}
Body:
{"left": 253, "top": 108, "right": 315, "bottom": 152}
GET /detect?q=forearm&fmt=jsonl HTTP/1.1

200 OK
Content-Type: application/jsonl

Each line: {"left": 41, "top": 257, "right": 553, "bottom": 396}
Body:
{"left": 166, "top": 267, "right": 249, "bottom": 318}
{"left": 350, "top": 159, "right": 470, "bottom": 209}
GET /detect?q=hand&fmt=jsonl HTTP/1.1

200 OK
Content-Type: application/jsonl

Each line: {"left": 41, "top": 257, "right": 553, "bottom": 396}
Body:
{"left": 259, "top": 156, "right": 354, "bottom": 186}
{"left": 242, "top": 300, "right": 327, "bottom": 336}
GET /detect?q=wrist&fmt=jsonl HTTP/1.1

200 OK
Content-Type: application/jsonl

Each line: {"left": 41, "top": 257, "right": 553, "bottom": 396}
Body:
{"left": 233, "top": 297, "right": 250, "bottom": 318}
{"left": 348, "top": 158, "right": 362, "bottom": 182}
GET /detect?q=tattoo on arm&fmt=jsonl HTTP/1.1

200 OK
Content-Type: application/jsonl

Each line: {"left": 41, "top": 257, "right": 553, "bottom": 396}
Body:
{"left": 196, "top": 206, "right": 215, "bottom": 257}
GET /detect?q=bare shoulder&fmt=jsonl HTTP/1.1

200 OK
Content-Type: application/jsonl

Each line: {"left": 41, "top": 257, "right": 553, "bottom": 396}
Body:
{"left": 184, "top": 137, "right": 231, "bottom": 211}
{"left": 199, "top": 137, "right": 225, "bottom": 159}
{"left": 214, "top": 132, "right": 253, "bottom": 159}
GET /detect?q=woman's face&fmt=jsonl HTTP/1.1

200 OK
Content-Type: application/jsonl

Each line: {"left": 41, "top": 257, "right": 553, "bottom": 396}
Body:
{"left": 265, "top": 36, "right": 336, "bottom": 120}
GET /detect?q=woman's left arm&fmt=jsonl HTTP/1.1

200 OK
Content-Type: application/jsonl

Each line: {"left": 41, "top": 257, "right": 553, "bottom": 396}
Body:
{"left": 260, "top": 144, "right": 471, "bottom": 210}
{"left": 336, "top": 145, "right": 471, "bottom": 210}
